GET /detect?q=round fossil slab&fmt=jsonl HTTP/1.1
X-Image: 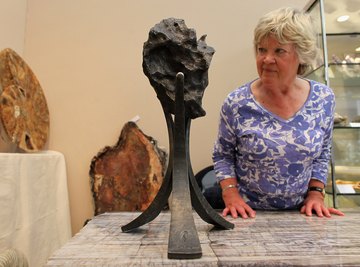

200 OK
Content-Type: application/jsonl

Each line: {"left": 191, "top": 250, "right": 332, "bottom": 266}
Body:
{"left": 0, "top": 48, "right": 49, "bottom": 152}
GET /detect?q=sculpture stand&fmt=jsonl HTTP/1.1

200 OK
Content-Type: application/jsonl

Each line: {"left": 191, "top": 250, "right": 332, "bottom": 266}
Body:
{"left": 121, "top": 73, "right": 234, "bottom": 259}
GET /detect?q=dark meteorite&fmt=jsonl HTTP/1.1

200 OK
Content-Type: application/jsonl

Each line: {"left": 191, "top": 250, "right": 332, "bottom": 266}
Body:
{"left": 143, "top": 18, "right": 215, "bottom": 119}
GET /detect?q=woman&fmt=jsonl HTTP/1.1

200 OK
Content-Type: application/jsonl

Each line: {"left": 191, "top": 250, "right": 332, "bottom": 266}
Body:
{"left": 212, "top": 7, "right": 344, "bottom": 219}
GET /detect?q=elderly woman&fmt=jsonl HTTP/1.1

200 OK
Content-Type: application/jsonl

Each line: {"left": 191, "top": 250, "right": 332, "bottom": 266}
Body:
{"left": 213, "top": 7, "right": 344, "bottom": 219}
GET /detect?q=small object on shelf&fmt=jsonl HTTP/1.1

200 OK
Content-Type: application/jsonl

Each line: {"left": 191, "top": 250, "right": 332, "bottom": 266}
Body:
{"left": 336, "top": 179, "right": 360, "bottom": 190}
{"left": 336, "top": 184, "right": 356, "bottom": 194}
{"left": 351, "top": 115, "right": 360, "bottom": 123}
{"left": 354, "top": 182, "right": 360, "bottom": 190}
{"left": 334, "top": 112, "right": 348, "bottom": 126}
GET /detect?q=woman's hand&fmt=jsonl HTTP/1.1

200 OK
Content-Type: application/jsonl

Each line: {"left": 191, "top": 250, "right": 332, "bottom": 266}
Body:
{"left": 300, "top": 191, "right": 344, "bottom": 217}
{"left": 222, "top": 188, "right": 256, "bottom": 219}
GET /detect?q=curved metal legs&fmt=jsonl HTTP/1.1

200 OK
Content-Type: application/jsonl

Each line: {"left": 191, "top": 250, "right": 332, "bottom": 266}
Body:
{"left": 121, "top": 72, "right": 234, "bottom": 259}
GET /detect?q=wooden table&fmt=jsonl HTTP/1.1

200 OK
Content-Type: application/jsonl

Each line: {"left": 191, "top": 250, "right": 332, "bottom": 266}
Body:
{"left": 46, "top": 208, "right": 360, "bottom": 266}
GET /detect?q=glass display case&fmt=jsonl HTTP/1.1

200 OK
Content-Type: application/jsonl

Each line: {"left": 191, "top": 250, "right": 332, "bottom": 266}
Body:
{"left": 305, "top": 0, "right": 360, "bottom": 208}
{"left": 307, "top": 63, "right": 360, "bottom": 123}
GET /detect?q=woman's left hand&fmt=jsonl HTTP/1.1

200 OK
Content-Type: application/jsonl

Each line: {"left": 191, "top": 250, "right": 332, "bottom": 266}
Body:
{"left": 300, "top": 191, "right": 345, "bottom": 217}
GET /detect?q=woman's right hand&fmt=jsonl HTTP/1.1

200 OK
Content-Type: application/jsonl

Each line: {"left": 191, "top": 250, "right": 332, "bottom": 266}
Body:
{"left": 221, "top": 186, "right": 256, "bottom": 219}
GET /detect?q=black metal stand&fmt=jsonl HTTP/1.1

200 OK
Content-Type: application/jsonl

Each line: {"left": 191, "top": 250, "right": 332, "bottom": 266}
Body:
{"left": 121, "top": 72, "right": 234, "bottom": 259}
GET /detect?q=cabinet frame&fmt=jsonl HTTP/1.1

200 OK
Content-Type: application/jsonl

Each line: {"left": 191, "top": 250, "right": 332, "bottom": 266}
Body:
{"left": 305, "top": 0, "right": 360, "bottom": 208}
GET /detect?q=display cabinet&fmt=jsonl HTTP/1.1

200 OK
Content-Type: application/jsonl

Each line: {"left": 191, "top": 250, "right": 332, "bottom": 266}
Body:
{"left": 305, "top": 0, "right": 360, "bottom": 208}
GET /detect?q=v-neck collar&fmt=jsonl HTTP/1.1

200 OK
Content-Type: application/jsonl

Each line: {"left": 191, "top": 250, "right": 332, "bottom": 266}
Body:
{"left": 247, "top": 78, "right": 313, "bottom": 123}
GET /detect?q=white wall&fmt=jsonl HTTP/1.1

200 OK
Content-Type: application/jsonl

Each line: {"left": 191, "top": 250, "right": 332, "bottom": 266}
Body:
{"left": 23, "top": 0, "right": 307, "bottom": 234}
{"left": 0, "top": 0, "right": 27, "bottom": 54}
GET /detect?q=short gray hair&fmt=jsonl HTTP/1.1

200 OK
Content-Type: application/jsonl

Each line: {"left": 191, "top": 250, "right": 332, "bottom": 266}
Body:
{"left": 253, "top": 7, "right": 318, "bottom": 75}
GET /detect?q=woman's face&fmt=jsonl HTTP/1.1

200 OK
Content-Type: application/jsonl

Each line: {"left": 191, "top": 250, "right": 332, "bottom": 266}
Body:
{"left": 256, "top": 35, "right": 300, "bottom": 87}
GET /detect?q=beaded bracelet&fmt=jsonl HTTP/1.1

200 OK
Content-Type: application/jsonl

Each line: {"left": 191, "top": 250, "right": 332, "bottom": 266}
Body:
{"left": 222, "top": 184, "right": 239, "bottom": 193}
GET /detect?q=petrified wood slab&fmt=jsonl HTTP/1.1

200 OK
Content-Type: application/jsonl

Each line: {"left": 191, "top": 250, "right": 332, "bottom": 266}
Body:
{"left": 0, "top": 48, "right": 49, "bottom": 152}
{"left": 90, "top": 122, "right": 167, "bottom": 215}
{"left": 143, "top": 18, "right": 215, "bottom": 119}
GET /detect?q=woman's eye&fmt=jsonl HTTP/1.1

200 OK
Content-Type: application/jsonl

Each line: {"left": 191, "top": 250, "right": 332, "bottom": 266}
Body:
{"left": 275, "top": 48, "right": 286, "bottom": 54}
{"left": 258, "top": 47, "right": 266, "bottom": 54}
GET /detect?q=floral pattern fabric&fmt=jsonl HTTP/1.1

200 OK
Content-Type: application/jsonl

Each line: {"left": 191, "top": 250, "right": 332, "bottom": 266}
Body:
{"left": 213, "top": 79, "right": 335, "bottom": 210}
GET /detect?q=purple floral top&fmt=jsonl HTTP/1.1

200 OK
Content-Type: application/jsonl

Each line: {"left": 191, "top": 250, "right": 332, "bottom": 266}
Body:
{"left": 213, "top": 79, "right": 335, "bottom": 210}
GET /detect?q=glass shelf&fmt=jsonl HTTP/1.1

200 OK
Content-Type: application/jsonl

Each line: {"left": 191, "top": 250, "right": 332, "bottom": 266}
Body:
{"left": 334, "top": 125, "right": 360, "bottom": 129}
{"left": 306, "top": 63, "right": 360, "bottom": 87}
{"left": 332, "top": 128, "right": 360, "bottom": 166}
{"left": 307, "top": 63, "right": 360, "bottom": 123}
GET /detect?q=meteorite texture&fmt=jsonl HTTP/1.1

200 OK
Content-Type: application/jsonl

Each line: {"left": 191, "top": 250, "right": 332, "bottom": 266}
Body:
{"left": 90, "top": 121, "right": 167, "bottom": 215}
{"left": 0, "top": 48, "right": 49, "bottom": 152}
{"left": 143, "top": 18, "right": 215, "bottom": 119}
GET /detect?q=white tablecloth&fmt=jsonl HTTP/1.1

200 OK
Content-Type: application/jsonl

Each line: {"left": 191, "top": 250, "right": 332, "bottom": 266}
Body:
{"left": 0, "top": 150, "right": 72, "bottom": 267}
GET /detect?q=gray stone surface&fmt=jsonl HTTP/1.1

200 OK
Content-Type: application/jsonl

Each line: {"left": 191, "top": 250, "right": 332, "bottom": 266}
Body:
{"left": 143, "top": 18, "right": 215, "bottom": 119}
{"left": 46, "top": 208, "right": 360, "bottom": 266}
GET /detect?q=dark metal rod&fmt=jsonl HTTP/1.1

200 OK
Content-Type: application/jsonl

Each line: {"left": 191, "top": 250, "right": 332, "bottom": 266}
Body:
{"left": 167, "top": 72, "right": 202, "bottom": 259}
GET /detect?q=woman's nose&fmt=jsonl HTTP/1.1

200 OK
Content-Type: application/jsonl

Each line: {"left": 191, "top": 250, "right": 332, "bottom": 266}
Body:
{"left": 263, "top": 54, "right": 275, "bottom": 64}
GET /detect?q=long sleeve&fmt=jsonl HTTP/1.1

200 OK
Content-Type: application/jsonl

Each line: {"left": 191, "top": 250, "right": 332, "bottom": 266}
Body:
{"left": 213, "top": 95, "right": 237, "bottom": 182}
{"left": 310, "top": 84, "right": 335, "bottom": 185}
